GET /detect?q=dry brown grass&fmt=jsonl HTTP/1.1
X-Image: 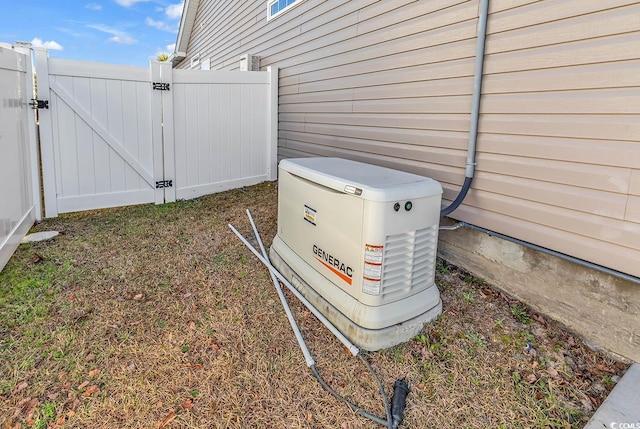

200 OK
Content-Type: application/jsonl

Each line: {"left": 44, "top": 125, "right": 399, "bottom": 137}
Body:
{"left": 0, "top": 182, "right": 629, "bottom": 429}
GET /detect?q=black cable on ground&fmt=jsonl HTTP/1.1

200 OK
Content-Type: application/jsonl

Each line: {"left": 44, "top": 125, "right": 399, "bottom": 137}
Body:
{"left": 309, "top": 352, "right": 392, "bottom": 428}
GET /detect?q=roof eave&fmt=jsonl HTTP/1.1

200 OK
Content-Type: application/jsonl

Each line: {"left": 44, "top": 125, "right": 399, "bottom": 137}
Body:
{"left": 173, "top": 0, "right": 200, "bottom": 59}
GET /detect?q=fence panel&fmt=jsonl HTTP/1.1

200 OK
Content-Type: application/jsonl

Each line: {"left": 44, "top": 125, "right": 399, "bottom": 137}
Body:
{"left": 0, "top": 46, "right": 37, "bottom": 271}
{"left": 170, "top": 68, "right": 278, "bottom": 200}
{"left": 36, "top": 51, "right": 159, "bottom": 215}
{"left": 35, "top": 50, "right": 277, "bottom": 217}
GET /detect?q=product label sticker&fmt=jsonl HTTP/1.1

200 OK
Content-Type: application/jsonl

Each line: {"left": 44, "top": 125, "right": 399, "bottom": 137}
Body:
{"left": 363, "top": 278, "right": 381, "bottom": 296}
{"left": 304, "top": 205, "right": 316, "bottom": 225}
{"left": 364, "top": 244, "right": 383, "bottom": 264}
{"left": 364, "top": 263, "right": 382, "bottom": 280}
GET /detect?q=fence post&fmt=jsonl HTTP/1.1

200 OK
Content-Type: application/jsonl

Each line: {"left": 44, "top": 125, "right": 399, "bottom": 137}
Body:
{"left": 160, "top": 61, "right": 175, "bottom": 203}
{"left": 150, "top": 62, "right": 165, "bottom": 204}
{"left": 34, "top": 48, "right": 58, "bottom": 218}
{"left": 266, "top": 67, "right": 279, "bottom": 181}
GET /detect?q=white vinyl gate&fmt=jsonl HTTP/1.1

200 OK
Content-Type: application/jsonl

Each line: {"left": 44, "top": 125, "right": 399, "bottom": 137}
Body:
{"left": 35, "top": 49, "right": 278, "bottom": 217}
{"left": 0, "top": 45, "right": 40, "bottom": 271}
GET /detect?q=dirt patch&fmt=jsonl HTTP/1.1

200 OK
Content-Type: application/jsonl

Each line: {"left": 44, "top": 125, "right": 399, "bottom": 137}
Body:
{"left": 0, "top": 182, "right": 630, "bottom": 428}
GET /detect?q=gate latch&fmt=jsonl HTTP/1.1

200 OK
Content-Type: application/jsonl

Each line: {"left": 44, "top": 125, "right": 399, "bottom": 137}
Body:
{"left": 28, "top": 98, "right": 49, "bottom": 109}
{"left": 152, "top": 82, "right": 170, "bottom": 91}
{"left": 156, "top": 180, "right": 173, "bottom": 189}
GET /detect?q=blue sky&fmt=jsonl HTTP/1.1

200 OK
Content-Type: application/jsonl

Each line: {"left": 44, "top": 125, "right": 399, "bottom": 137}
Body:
{"left": 0, "top": 0, "right": 183, "bottom": 67}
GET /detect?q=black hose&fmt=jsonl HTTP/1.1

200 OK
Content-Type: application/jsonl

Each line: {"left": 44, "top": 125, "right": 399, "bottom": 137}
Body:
{"left": 358, "top": 353, "right": 392, "bottom": 429}
{"left": 309, "top": 352, "right": 393, "bottom": 428}
{"left": 440, "top": 176, "right": 472, "bottom": 218}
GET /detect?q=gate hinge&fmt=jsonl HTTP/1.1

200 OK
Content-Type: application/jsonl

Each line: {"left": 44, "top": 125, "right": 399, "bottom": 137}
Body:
{"left": 155, "top": 179, "right": 173, "bottom": 189}
{"left": 28, "top": 98, "right": 49, "bottom": 109}
{"left": 152, "top": 82, "right": 170, "bottom": 91}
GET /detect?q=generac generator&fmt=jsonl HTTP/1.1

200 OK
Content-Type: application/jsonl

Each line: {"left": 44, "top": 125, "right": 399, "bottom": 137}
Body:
{"left": 269, "top": 157, "right": 443, "bottom": 351}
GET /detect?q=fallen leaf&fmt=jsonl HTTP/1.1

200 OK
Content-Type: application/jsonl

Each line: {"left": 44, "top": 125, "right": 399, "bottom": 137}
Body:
{"left": 341, "top": 422, "right": 349, "bottom": 429}
{"left": 269, "top": 346, "right": 282, "bottom": 355}
{"left": 25, "top": 417, "right": 35, "bottom": 427}
{"left": 189, "top": 321, "right": 196, "bottom": 330}
{"left": 156, "top": 411, "right": 176, "bottom": 428}
{"left": 20, "top": 398, "right": 38, "bottom": 414}
{"left": 547, "top": 367, "right": 560, "bottom": 379}
{"left": 133, "top": 294, "right": 143, "bottom": 301}
{"left": 595, "top": 363, "right": 615, "bottom": 374}
{"left": 32, "top": 253, "right": 44, "bottom": 264}
{"left": 181, "top": 399, "right": 194, "bottom": 410}
{"left": 66, "top": 410, "right": 76, "bottom": 418}
{"left": 567, "top": 337, "right": 576, "bottom": 347}
{"left": 532, "top": 314, "right": 547, "bottom": 325}
{"left": 307, "top": 412, "right": 313, "bottom": 422}
{"left": 15, "top": 382, "right": 28, "bottom": 392}
{"left": 56, "top": 416, "right": 66, "bottom": 425}
{"left": 68, "top": 294, "right": 76, "bottom": 301}
{"left": 124, "top": 292, "right": 133, "bottom": 300}
{"left": 85, "top": 353, "right": 95, "bottom": 362}
{"left": 526, "top": 373, "right": 537, "bottom": 383}
{"left": 77, "top": 381, "right": 89, "bottom": 390}
{"left": 81, "top": 385, "right": 99, "bottom": 397}
{"left": 88, "top": 369, "right": 100, "bottom": 378}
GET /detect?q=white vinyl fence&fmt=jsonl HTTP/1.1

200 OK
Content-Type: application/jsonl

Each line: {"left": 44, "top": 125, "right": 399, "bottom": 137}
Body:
{"left": 0, "top": 45, "right": 39, "bottom": 271}
{"left": 35, "top": 49, "right": 278, "bottom": 217}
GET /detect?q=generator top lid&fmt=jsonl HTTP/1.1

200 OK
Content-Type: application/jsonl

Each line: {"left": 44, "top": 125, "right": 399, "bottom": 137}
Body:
{"left": 279, "top": 157, "right": 442, "bottom": 202}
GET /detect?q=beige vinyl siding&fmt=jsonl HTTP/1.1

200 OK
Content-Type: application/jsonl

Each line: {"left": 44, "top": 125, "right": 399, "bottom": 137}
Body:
{"left": 473, "top": 0, "right": 640, "bottom": 277}
{"left": 177, "top": 0, "right": 640, "bottom": 278}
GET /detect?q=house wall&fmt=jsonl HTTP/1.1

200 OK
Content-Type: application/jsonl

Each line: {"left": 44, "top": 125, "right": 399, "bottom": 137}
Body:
{"left": 176, "top": 0, "right": 639, "bottom": 281}
{"left": 176, "top": 0, "right": 640, "bottom": 281}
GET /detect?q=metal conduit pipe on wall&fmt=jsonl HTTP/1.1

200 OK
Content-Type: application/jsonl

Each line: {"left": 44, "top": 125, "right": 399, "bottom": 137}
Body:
{"left": 440, "top": 0, "right": 489, "bottom": 218}
{"left": 437, "top": 0, "right": 640, "bottom": 286}
{"left": 441, "top": 222, "right": 640, "bottom": 286}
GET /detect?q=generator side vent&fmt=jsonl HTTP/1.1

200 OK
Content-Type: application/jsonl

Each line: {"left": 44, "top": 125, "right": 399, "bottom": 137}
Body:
{"left": 381, "top": 226, "right": 437, "bottom": 300}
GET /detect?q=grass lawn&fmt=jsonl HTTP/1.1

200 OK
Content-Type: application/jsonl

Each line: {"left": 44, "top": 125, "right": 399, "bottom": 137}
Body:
{"left": 0, "top": 182, "right": 629, "bottom": 428}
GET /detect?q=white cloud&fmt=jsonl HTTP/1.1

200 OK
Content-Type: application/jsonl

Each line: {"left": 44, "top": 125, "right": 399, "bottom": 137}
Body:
{"left": 108, "top": 35, "right": 137, "bottom": 44}
{"left": 85, "top": 3, "right": 102, "bottom": 10}
{"left": 87, "top": 24, "right": 138, "bottom": 44}
{"left": 145, "top": 17, "right": 178, "bottom": 33}
{"left": 115, "top": 0, "right": 148, "bottom": 6}
{"left": 31, "top": 37, "right": 64, "bottom": 50}
{"left": 166, "top": 43, "right": 176, "bottom": 52}
{"left": 165, "top": 2, "right": 184, "bottom": 19}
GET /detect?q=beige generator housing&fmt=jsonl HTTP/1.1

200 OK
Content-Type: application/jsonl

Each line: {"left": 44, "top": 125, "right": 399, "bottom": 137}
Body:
{"left": 270, "top": 157, "right": 443, "bottom": 351}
